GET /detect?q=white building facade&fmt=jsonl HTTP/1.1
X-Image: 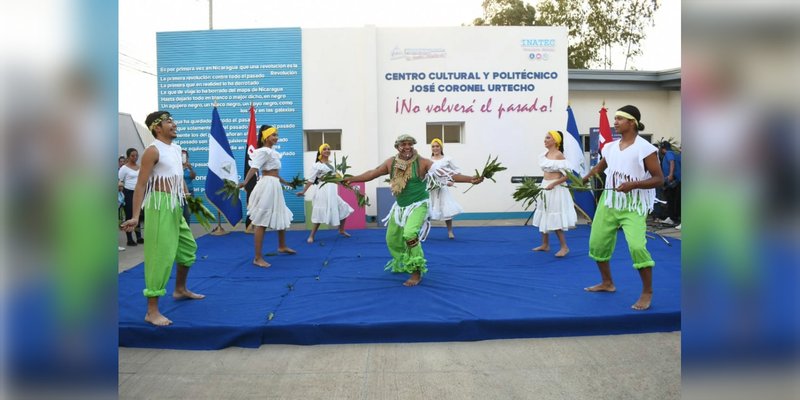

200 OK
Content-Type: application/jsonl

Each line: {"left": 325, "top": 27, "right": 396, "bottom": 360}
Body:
{"left": 300, "top": 27, "right": 680, "bottom": 219}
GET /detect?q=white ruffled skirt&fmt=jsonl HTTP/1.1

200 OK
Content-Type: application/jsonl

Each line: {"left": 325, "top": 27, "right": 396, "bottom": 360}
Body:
{"left": 310, "top": 183, "right": 354, "bottom": 226}
{"left": 531, "top": 179, "right": 577, "bottom": 233}
{"left": 428, "top": 185, "right": 463, "bottom": 221}
{"left": 247, "top": 176, "right": 293, "bottom": 230}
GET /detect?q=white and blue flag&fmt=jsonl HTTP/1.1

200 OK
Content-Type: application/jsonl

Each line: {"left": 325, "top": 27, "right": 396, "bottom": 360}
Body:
{"left": 565, "top": 106, "right": 596, "bottom": 219}
{"left": 205, "top": 107, "right": 243, "bottom": 226}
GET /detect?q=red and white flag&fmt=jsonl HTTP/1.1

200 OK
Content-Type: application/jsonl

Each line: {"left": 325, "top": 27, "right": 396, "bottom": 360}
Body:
{"left": 598, "top": 106, "right": 613, "bottom": 154}
{"left": 244, "top": 104, "right": 258, "bottom": 171}
{"left": 243, "top": 104, "right": 258, "bottom": 227}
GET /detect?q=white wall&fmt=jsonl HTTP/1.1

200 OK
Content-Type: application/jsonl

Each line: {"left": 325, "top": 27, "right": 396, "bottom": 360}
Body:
{"left": 666, "top": 90, "right": 681, "bottom": 143}
{"left": 302, "top": 27, "right": 680, "bottom": 218}
{"left": 301, "top": 27, "right": 380, "bottom": 184}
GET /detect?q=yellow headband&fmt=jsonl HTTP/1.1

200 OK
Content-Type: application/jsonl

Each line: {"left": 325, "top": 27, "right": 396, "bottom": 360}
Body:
{"left": 260, "top": 126, "right": 277, "bottom": 141}
{"left": 548, "top": 130, "right": 562, "bottom": 147}
{"left": 430, "top": 138, "right": 443, "bottom": 148}
{"left": 148, "top": 113, "right": 171, "bottom": 132}
{"left": 318, "top": 143, "right": 329, "bottom": 160}
{"left": 615, "top": 111, "right": 639, "bottom": 128}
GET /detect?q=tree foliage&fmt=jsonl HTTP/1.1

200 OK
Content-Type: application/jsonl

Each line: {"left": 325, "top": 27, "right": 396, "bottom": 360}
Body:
{"left": 473, "top": 0, "right": 537, "bottom": 26}
{"left": 534, "top": 0, "right": 594, "bottom": 69}
{"left": 472, "top": 0, "right": 660, "bottom": 70}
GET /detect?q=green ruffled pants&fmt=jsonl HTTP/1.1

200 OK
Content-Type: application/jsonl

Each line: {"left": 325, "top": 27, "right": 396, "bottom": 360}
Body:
{"left": 384, "top": 203, "right": 428, "bottom": 276}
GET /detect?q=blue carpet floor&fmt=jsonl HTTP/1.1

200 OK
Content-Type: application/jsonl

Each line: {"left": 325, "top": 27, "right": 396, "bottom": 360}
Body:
{"left": 119, "top": 225, "right": 680, "bottom": 349}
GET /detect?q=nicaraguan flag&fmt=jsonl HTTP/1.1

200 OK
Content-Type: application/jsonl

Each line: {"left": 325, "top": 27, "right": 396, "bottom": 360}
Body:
{"left": 205, "top": 107, "right": 243, "bottom": 226}
{"left": 564, "top": 106, "right": 588, "bottom": 177}
{"left": 566, "top": 106, "right": 596, "bottom": 219}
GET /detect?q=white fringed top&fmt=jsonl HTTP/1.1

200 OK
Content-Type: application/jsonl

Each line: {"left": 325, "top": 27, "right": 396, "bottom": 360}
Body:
{"left": 431, "top": 156, "right": 460, "bottom": 173}
{"left": 601, "top": 136, "right": 658, "bottom": 215}
{"left": 426, "top": 156, "right": 460, "bottom": 190}
{"left": 142, "top": 139, "right": 186, "bottom": 210}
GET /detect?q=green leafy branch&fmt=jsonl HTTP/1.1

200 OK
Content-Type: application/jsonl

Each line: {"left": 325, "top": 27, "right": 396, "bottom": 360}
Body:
{"left": 511, "top": 178, "right": 543, "bottom": 210}
{"left": 286, "top": 173, "right": 306, "bottom": 190}
{"left": 334, "top": 154, "right": 352, "bottom": 176}
{"left": 214, "top": 179, "right": 240, "bottom": 205}
{"left": 564, "top": 170, "right": 609, "bottom": 193}
{"left": 319, "top": 154, "right": 370, "bottom": 207}
{"left": 185, "top": 196, "right": 216, "bottom": 231}
{"left": 464, "top": 154, "right": 507, "bottom": 193}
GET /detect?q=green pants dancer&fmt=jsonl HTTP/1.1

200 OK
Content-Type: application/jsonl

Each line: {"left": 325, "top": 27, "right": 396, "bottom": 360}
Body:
{"left": 381, "top": 155, "right": 430, "bottom": 286}
{"left": 345, "top": 134, "right": 484, "bottom": 287}
{"left": 121, "top": 110, "right": 206, "bottom": 326}
{"left": 582, "top": 104, "right": 664, "bottom": 311}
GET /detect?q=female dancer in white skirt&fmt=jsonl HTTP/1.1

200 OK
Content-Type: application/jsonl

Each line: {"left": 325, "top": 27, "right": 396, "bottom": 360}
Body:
{"left": 296, "top": 143, "right": 354, "bottom": 243}
{"left": 239, "top": 125, "right": 296, "bottom": 268}
{"left": 531, "top": 130, "right": 577, "bottom": 257}
{"left": 428, "top": 138, "right": 464, "bottom": 239}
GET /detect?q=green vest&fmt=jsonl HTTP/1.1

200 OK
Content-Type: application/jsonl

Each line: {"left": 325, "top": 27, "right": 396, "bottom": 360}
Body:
{"left": 392, "top": 158, "right": 429, "bottom": 207}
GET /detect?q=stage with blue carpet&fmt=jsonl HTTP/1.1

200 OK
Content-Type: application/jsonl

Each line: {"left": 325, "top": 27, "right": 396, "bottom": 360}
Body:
{"left": 118, "top": 225, "right": 680, "bottom": 349}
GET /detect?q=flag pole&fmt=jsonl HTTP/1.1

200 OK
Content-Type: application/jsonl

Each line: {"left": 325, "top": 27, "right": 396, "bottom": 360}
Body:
{"left": 574, "top": 204, "right": 592, "bottom": 224}
{"left": 210, "top": 206, "right": 228, "bottom": 235}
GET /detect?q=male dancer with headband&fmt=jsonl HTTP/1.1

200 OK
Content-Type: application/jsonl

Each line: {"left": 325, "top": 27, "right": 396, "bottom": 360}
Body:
{"left": 121, "top": 111, "right": 204, "bottom": 326}
{"left": 346, "top": 134, "right": 483, "bottom": 286}
{"left": 582, "top": 105, "right": 663, "bottom": 310}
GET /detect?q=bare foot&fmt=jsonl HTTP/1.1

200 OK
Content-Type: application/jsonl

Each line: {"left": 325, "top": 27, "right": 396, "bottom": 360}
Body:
{"left": 403, "top": 272, "right": 422, "bottom": 287}
{"left": 253, "top": 258, "right": 272, "bottom": 268}
{"left": 306, "top": 236, "right": 314, "bottom": 244}
{"left": 339, "top": 231, "right": 351, "bottom": 238}
{"left": 448, "top": 231, "right": 455, "bottom": 240}
{"left": 584, "top": 283, "right": 616, "bottom": 292}
{"left": 278, "top": 247, "right": 296, "bottom": 255}
{"left": 173, "top": 289, "right": 205, "bottom": 300}
{"left": 144, "top": 312, "right": 172, "bottom": 326}
{"left": 632, "top": 292, "right": 653, "bottom": 310}
{"left": 532, "top": 245, "right": 549, "bottom": 252}
{"left": 555, "top": 248, "right": 569, "bottom": 257}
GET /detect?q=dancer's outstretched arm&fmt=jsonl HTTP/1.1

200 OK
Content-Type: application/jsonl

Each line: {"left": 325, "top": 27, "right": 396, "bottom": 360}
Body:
{"left": 297, "top": 179, "right": 314, "bottom": 196}
{"left": 345, "top": 158, "right": 391, "bottom": 183}
{"left": 239, "top": 167, "right": 259, "bottom": 189}
{"left": 452, "top": 173, "right": 483, "bottom": 184}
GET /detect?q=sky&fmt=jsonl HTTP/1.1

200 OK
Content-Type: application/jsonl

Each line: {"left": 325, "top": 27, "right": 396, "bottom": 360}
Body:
{"left": 119, "top": 0, "right": 680, "bottom": 120}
